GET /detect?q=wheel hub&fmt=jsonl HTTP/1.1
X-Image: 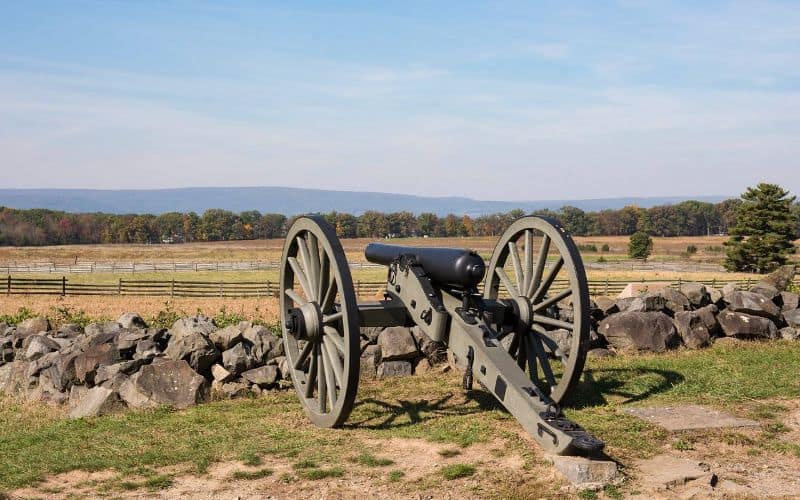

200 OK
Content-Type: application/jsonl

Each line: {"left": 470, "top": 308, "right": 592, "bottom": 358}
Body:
{"left": 510, "top": 295, "right": 533, "bottom": 334}
{"left": 285, "top": 301, "right": 323, "bottom": 341}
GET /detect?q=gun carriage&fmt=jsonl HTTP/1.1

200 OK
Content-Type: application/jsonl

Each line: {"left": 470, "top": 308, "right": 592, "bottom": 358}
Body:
{"left": 279, "top": 215, "right": 603, "bottom": 455}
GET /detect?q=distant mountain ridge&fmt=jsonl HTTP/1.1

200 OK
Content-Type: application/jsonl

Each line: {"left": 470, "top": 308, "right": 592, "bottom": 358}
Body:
{"left": 0, "top": 187, "right": 730, "bottom": 216}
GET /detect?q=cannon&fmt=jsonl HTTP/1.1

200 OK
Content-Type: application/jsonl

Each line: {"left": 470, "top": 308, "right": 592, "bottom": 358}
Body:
{"left": 279, "top": 215, "right": 603, "bottom": 455}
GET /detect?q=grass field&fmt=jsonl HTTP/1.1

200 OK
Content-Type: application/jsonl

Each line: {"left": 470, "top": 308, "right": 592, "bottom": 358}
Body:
{"left": 2, "top": 341, "right": 799, "bottom": 497}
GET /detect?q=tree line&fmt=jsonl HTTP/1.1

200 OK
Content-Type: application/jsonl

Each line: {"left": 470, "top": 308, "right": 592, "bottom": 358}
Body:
{"left": 1, "top": 198, "right": 799, "bottom": 246}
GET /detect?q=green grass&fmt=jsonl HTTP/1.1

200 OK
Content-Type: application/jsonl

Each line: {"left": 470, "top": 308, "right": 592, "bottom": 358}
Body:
{"left": 352, "top": 452, "right": 394, "bottom": 467}
{"left": 1, "top": 341, "right": 799, "bottom": 492}
{"left": 441, "top": 463, "right": 476, "bottom": 480}
{"left": 231, "top": 468, "right": 274, "bottom": 480}
{"left": 297, "top": 467, "right": 344, "bottom": 480}
{"left": 387, "top": 470, "right": 405, "bottom": 482}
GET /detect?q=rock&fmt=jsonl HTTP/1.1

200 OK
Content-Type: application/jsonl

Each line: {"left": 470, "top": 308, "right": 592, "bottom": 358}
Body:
{"left": 360, "top": 326, "right": 383, "bottom": 343}
{"left": 29, "top": 370, "right": 68, "bottom": 405}
{"left": 119, "top": 359, "right": 206, "bottom": 409}
{"left": 414, "top": 358, "right": 433, "bottom": 374}
{"left": 222, "top": 342, "right": 256, "bottom": 375}
{"left": 54, "top": 323, "right": 83, "bottom": 338}
{"left": 211, "top": 363, "right": 233, "bottom": 383}
{"left": 68, "top": 384, "right": 89, "bottom": 410}
{"left": 725, "top": 290, "right": 782, "bottom": 320}
{"left": 85, "top": 321, "right": 122, "bottom": 338}
{"left": 673, "top": 311, "right": 712, "bottom": 349}
{"left": 650, "top": 288, "right": 691, "bottom": 314}
{"left": 597, "top": 312, "right": 680, "bottom": 352}
{"left": 212, "top": 380, "right": 251, "bottom": 399}
{"left": 593, "top": 296, "right": 619, "bottom": 316}
{"left": 100, "top": 372, "right": 130, "bottom": 391}
{"left": 242, "top": 325, "right": 283, "bottom": 363}
{"left": 26, "top": 351, "right": 59, "bottom": 378}
{"left": 694, "top": 304, "right": 720, "bottom": 336}
{"left": 587, "top": 348, "right": 615, "bottom": 358}
{"left": 241, "top": 365, "right": 279, "bottom": 388}
{"left": 47, "top": 352, "right": 80, "bottom": 391}
{"left": 164, "top": 332, "right": 219, "bottom": 374}
{"left": 784, "top": 308, "right": 800, "bottom": 329}
{"left": 134, "top": 339, "right": 161, "bottom": 361}
{"left": 2, "top": 347, "right": 13, "bottom": 363}
{"left": 679, "top": 282, "right": 708, "bottom": 307}
{"left": 708, "top": 287, "right": 723, "bottom": 305}
{"left": 760, "top": 264, "right": 796, "bottom": 291}
{"left": 23, "top": 335, "right": 61, "bottom": 360}
{"left": 95, "top": 360, "right": 145, "bottom": 385}
{"left": 750, "top": 282, "right": 780, "bottom": 301}
{"left": 550, "top": 455, "right": 617, "bottom": 487}
{"left": 16, "top": 316, "right": 50, "bottom": 336}
{"left": 636, "top": 455, "right": 713, "bottom": 489}
{"left": 0, "top": 361, "right": 35, "bottom": 395}
{"left": 378, "top": 327, "right": 419, "bottom": 361}
{"left": 209, "top": 324, "right": 244, "bottom": 350}
{"left": 377, "top": 360, "right": 412, "bottom": 378}
{"left": 721, "top": 282, "right": 738, "bottom": 300}
{"left": 115, "top": 329, "right": 153, "bottom": 358}
{"left": 117, "top": 312, "right": 147, "bottom": 330}
{"left": 781, "top": 292, "right": 800, "bottom": 312}
{"left": 278, "top": 357, "right": 291, "bottom": 380}
{"left": 718, "top": 310, "right": 778, "bottom": 339}
{"left": 411, "top": 327, "right": 446, "bottom": 363}
{"left": 69, "top": 386, "right": 125, "bottom": 418}
{"left": 616, "top": 294, "right": 666, "bottom": 313}
{"left": 74, "top": 344, "right": 122, "bottom": 385}
{"left": 545, "top": 329, "right": 572, "bottom": 357}
{"left": 169, "top": 316, "right": 216, "bottom": 341}
{"left": 780, "top": 327, "right": 800, "bottom": 340}
{"left": 360, "top": 344, "right": 381, "bottom": 378}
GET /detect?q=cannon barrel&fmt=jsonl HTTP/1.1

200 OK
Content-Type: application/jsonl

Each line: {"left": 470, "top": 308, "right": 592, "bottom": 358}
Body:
{"left": 365, "top": 243, "right": 486, "bottom": 289}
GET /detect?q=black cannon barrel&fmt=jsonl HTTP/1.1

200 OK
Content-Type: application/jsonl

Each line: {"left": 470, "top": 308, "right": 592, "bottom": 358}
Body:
{"left": 365, "top": 243, "right": 486, "bottom": 288}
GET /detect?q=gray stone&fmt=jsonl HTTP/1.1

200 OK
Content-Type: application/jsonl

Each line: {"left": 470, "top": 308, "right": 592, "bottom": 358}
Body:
{"left": 718, "top": 310, "right": 778, "bottom": 339}
{"left": 95, "top": 360, "right": 145, "bottom": 385}
{"left": 100, "top": 372, "right": 130, "bottom": 391}
{"left": 783, "top": 308, "right": 800, "bottom": 328}
{"left": 16, "top": 316, "right": 50, "bottom": 336}
{"left": 587, "top": 348, "right": 615, "bottom": 358}
{"left": 115, "top": 329, "right": 153, "bottom": 356}
{"left": 23, "top": 335, "right": 61, "bottom": 361}
{"left": 411, "top": 327, "right": 446, "bottom": 363}
{"left": 750, "top": 282, "right": 780, "bottom": 300}
{"left": 211, "top": 363, "right": 233, "bottom": 383}
{"left": 377, "top": 360, "right": 412, "bottom": 378}
{"left": 597, "top": 312, "right": 680, "bottom": 352}
{"left": 378, "top": 327, "right": 419, "bottom": 361}
{"left": 278, "top": 356, "right": 291, "bottom": 380}
{"left": 616, "top": 294, "right": 666, "bottom": 313}
{"left": 164, "top": 332, "right": 219, "bottom": 374}
{"left": 694, "top": 304, "right": 720, "bottom": 336}
{"left": 360, "top": 326, "right": 383, "bottom": 343}
{"left": 242, "top": 325, "right": 283, "bottom": 363}
{"left": 54, "top": 323, "right": 83, "bottom": 338}
{"left": 636, "top": 455, "right": 714, "bottom": 489}
{"left": 760, "top": 264, "right": 796, "bottom": 291}
{"left": 781, "top": 291, "right": 800, "bottom": 312}
{"left": 625, "top": 404, "right": 758, "bottom": 431}
{"left": 117, "top": 312, "right": 147, "bottom": 330}
{"left": 2, "top": 347, "right": 13, "bottom": 363}
{"left": 119, "top": 359, "right": 206, "bottom": 409}
{"left": 0, "top": 361, "right": 35, "bottom": 395}
{"left": 360, "top": 344, "right": 381, "bottom": 378}
{"left": 673, "top": 311, "right": 712, "bottom": 349}
{"left": 134, "top": 339, "right": 160, "bottom": 361}
{"left": 69, "top": 386, "right": 125, "bottom": 419}
{"left": 29, "top": 371, "right": 68, "bottom": 405}
{"left": 708, "top": 287, "right": 723, "bottom": 305}
{"left": 592, "top": 296, "right": 619, "bottom": 316}
{"left": 26, "top": 351, "right": 59, "bottom": 378}
{"left": 221, "top": 342, "right": 256, "bottom": 375}
{"left": 47, "top": 352, "right": 80, "bottom": 391}
{"left": 679, "top": 282, "right": 708, "bottom": 307}
{"left": 550, "top": 455, "right": 617, "bottom": 487}
{"left": 212, "top": 380, "right": 251, "bottom": 399}
{"left": 241, "top": 365, "right": 279, "bottom": 388}
{"left": 209, "top": 324, "right": 244, "bottom": 350}
{"left": 68, "top": 384, "right": 90, "bottom": 410}
{"left": 85, "top": 321, "right": 122, "bottom": 338}
{"left": 721, "top": 282, "right": 739, "bottom": 300}
{"left": 780, "top": 327, "right": 800, "bottom": 340}
{"left": 726, "top": 290, "right": 782, "bottom": 320}
{"left": 74, "top": 344, "right": 122, "bottom": 385}
{"left": 651, "top": 287, "right": 691, "bottom": 314}
{"left": 546, "top": 329, "right": 572, "bottom": 357}
{"left": 169, "top": 315, "right": 216, "bottom": 341}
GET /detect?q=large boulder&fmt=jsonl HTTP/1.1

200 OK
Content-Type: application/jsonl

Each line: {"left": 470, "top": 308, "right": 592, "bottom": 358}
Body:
{"left": 377, "top": 360, "right": 413, "bottom": 378}
{"left": 85, "top": 321, "right": 122, "bottom": 338}
{"left": 241, "top": 365, "right": 279, "bottom": 388}
{"left": 673, "top": 311, "right": 712, "bottom": 349}
{"left": 54, "top": 323, "right": 83, "bottom": 339}
{"left": 749, "top": 282, "right": 780, "bottom": 301}
{"left": 593, "top": 296, "right": 619, "bottom": 316}
{"left": 718, "top": 310, "right": 778, "bottom": 339}
{"left": 119, "top": 359, "right": 206, "bottom": 409}
{"left": 378, "top": 327, "right": 419, "bottom": 361}
{"left": 47, "top": 352, "right": 80, "bottom": 391}
{"left": 74, "top": 344, "right": 122, "bottom": 385}
{"left": 784, "top": 309, "right": 800, "bottom": 329}
{"left": 242, "top": 325, "right": 283, "bottom": 363}
{"left": 725, "top": 291, "right": 782, "bottom": 321}
{"left": 721, "top": 282, "right": 739, "bottom": 300}
{"left": 597, "top": 312, "right": 680, "bottom": 352}
{"left": 164, "top": 332, "right": 219, "bottom": 374}
{"left": 760, "top": 264, "right": 797, "bottom": 291}
{"left": 360, "top": 344, "right": 382, "bottom": 378}
{"left": 69, "top": 386, "right": 125, "bottom": 419}
{"left": 645, "top": 288, "right": 690, "bottom": 315}
{"left": 16, "top": 316, "right": 50, "bottom": 336}
{"left": 117, "top": 312, "right": 147, "bottom": 330}
{"left": 169, "top": 316, "right": 216, "bottom": 341}
{"left": 780, "top": 327, "right": 800, "bottom": 340}
{"left": 23, "top": 335, "right": 61, "bottom": 361}
{"left": 616, "top": 295, "right": 666, "bottom": 313}
{"left": 221, "top": 342, "right": 256, "bottom": 375}
{"left": 209, "top": 324, "right": 245, "bottom": 351}
{"left": 679, "top": 283, "right": 709, "bottom": 307}
{"left": 694, "top": 304, "right": 720, "bottom": 337}
{"left": 781, "top": 292, "right": 800, "bottom": 312}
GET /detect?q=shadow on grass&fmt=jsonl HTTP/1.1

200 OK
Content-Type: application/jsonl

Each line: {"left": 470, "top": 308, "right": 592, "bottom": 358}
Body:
{"left": 347, "top": 393, "right": 486, "bottom": 430}
{"left": 565, "top": 367, "right": 684, "bottom": 409}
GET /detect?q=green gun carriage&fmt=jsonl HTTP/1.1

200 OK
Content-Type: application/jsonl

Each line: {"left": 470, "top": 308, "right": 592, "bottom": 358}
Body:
{"left": 279, "top": 215, "right": 603, "bottom": 455}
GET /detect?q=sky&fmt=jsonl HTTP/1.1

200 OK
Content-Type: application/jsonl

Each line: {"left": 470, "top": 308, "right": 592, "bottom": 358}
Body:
{"left": 1, "top": 0, "right": 799, "bottom": 201}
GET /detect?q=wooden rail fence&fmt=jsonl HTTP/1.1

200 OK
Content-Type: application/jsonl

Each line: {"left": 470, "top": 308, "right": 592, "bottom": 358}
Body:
{"left": 3, "top": 276, "right": 796, "bottom": 299}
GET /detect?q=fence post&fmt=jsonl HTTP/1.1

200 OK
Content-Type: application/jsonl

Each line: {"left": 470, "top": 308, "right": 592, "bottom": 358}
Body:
{"left": 171, "top": 279, "right": 175, "bottom": 297}
{"left": 267, "top": 280, "right": 273, "bottom": 297}
{"left": 62, "top": 276, "right": 66, "bottom": 296}
{"left": 118, "top": 278, "right": 122, "bottom": 295}
{"left": 219, "top": 281, "right": 223, "bottom": 297}
{"left": 6, "top": 275, "right": 10, "bottom": 295}
{"left": 604, "top": 277, "right": 609, "bottom": 295}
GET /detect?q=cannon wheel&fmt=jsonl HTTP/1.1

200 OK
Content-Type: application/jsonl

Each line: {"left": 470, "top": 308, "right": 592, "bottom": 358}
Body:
{"left": 280, "top": 216, "right": 360, "bottom": 427}
{"left": 484, "top": 216, "right": 590, "bottom": 404}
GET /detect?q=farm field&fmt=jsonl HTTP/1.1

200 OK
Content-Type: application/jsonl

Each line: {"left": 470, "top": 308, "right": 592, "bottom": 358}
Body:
{"left": 2, "top": 341, "right": 800, "bottom": 498}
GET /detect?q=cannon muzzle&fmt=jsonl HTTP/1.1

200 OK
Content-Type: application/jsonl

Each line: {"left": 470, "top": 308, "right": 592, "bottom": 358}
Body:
{"left": 365, "top": 243, "right": 485, "bottom": 289}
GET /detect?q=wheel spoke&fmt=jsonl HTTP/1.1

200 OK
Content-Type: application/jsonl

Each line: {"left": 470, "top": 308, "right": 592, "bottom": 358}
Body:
{"left": 321, "top": 341, "right": 338, "bottom": 407}
{"left": 533, "top": 324, "right": 566, "bottom": 358}
{"left": 284, "top": 288, "right": 308, "bottom": 306}
{"left": 524, "top": 333, "right": 538, "bottom": 382}
{"left": 317, "top": 348, "right": 327, "bottom": 412}
{"left": 305, "top": 343, "right": 318, "bottom": 398}
{"left": 322, "top": 337, "right": 343, "bottom": 387}
{"left": 516, "top": 334, "right": 527, "bottom": 370}
{"left": 531, "top": 288, "right": 572, "bottom": 312}
{"left": 526, "top": 234, "right": 550, "bottom": 297}
{"left": 296, "top": 236, "right": 317, "bottom": 300}
{"left": 532, "top": 314, "right": 574, "bottom": 331}
{"left": 317, "top": 251, "right": 330, "bottom": 307}
{"left": 508, "top": 241, "right": 524, "bottom": 292}
{"left": 323, "top": 311, "right": 343, "bottom": 324}
{"left": 288, "top": 256, "right": 314, "bottom": 301}
{"left": 530, "top": 335, "right": 557, "bottom": 389}
{"left": 294, "top": 340, "right": 314, "bottom": 370}
{"left": 508, "top": 332, "right": 520, "bottom": 357}
{"left": 323, "top": 326, "right": 345, "bottom": 353}
{"left": 495, "top": 267, "right": 519, "bottom": 297}
{"left": 523, "top": 230, "right": 533, "bottom": 294}
{"left": 532, "top": 256, "right": 564, "bottom": 303}
{"left": 321, "top": 276, "right": 338, "bottom": 313}
{"left": 306, "top": 233, "right": 321, "bottom": 291}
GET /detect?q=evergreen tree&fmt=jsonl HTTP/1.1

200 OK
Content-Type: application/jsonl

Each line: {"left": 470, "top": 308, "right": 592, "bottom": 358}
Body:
{"left": 628, "top": 231, "right": 653, "bottom": 261}
{"left": 724, "top": 183, "right": 797, "bottom": 273}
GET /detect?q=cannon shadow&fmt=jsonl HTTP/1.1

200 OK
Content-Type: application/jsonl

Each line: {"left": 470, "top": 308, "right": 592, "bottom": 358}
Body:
{"left": 564, "top": 367, "right": 685, "bottom": 409}
{"left": 346, "top": 393, "right": 485, "bottom": 430}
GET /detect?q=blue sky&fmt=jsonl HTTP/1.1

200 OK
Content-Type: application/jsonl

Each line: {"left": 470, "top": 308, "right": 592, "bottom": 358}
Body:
{"left": 1, "top": 1, "right": 798, "bottom": 200}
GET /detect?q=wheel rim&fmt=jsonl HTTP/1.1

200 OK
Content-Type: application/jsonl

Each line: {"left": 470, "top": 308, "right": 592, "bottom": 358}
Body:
{"left": 280, "top": 216, "right": 359, "bottom": 427}
{"left": 483, "top": 216, "right": 589, "bottom": 404}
